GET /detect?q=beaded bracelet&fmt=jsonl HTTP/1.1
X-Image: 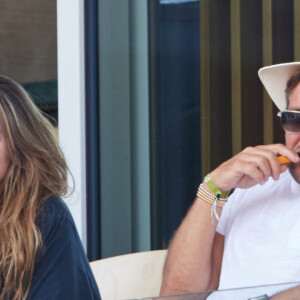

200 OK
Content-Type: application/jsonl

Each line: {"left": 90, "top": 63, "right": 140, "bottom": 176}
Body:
{"left": 197, "top": 184, "right": 227, "bottom": 207}
{"left": 196, "top": 184, "right": 228, "bottom": 221}
{"left": 198, "top": 184, "right": 228, "bottom": 202}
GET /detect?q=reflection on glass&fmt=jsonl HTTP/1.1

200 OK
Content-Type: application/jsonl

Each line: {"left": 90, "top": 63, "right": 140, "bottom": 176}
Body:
{"left": 137, "top": 281, "right": 300, "bottom": 300}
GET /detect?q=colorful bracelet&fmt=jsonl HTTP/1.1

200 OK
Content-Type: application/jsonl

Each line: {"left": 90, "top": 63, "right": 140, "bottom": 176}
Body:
{"left": 197, "top": 184, "right": 227, "bottom": 207}
{"left": 196, "top": 182, "right": 229, "bottom": 222}
{"left": 204, "top": 174, "right": 234, "bottom": 200}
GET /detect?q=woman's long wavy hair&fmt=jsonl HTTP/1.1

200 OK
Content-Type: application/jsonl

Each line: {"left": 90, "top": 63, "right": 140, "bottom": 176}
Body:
{"left": 0, "top": 76, "right": 70, "bottom": 299}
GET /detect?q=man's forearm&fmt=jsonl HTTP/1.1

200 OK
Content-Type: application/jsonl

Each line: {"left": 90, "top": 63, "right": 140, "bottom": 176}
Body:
{"left": 160, "top": 197, "right": 222, "bottom": 295}
{"left": 269, "top": 284, "right": 300, "bottom": 300}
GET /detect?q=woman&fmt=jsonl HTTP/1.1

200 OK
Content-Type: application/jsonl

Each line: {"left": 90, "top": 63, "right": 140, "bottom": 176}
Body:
{"left": 0, "top": 76, "right": 101, "bottom": 300}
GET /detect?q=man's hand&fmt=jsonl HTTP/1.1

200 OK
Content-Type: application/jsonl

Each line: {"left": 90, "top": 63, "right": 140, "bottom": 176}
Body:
{"left": 210, "top": 144, "right": 300, "bottom": 192}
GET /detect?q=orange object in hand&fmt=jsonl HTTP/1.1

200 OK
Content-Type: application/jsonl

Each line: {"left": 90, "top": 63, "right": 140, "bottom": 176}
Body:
{"left": 277, "top": 156, "right": 292, "bottom": 165}
{"left": 277, "top": 153, "right": 300, "bottom": 165}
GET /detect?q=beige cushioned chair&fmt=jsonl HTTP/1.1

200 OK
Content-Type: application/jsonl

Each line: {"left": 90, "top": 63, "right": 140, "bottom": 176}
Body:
{"left": 90, "top": 250, "right": 167, "bottom": 300}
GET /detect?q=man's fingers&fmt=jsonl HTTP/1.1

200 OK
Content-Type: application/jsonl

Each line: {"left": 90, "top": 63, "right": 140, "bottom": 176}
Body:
{"left": 239, "top": 162, "right": 266, "bottom": 185}
{"left": 257, "top": 144, "right": 300, "bottom": 162}
{"left": 237, "top": 153, "right": 272, "bottom": 183}
{"left": 211, "top": 144, "right": 297, "bottom": 191}
{"left": 254, "top": 149, "right": 281, "bottom": 180}
{"left": 242, "top": 146, "right": 288, "bottom": 180}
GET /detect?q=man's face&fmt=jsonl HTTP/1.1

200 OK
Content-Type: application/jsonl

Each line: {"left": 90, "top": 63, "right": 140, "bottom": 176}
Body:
{"left": 286, "top": 81, "right": 300, "bottom": 183}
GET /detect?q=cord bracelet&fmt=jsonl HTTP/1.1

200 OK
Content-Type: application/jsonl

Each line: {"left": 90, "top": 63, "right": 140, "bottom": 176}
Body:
{"left": 196, "top": 184, "right": 228, "bottom": 221}
{"left": 196, "top": 184, "right": 227, "bottom": 207}
{"left": 197, "top": 173, "right": 234, "bottom": 221}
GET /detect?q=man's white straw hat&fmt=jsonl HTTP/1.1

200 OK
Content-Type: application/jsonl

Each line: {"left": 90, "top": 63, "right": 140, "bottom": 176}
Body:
{"left": 258, "top": 62, "right": 300, "bottom": 111}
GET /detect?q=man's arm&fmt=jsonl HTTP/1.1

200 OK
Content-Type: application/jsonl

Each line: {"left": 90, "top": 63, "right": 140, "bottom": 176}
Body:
{"left": 160, "top": 144, "right": 300, "bottom": 296}
{"left": 160, "top": 196, "right": 224, "bottom": 295}
{"left": 269, "top": 285, "right": 300, "bottom": 300}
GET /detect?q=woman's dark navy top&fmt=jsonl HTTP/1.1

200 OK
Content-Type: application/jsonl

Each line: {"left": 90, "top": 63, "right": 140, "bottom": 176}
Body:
{"left": 27, "top": 196, "right": 101, "bottom": 300}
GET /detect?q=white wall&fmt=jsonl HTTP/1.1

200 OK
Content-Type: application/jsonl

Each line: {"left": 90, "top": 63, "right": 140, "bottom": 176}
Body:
{"left": 57, "top": 0, "right": 87, "bottom": 250}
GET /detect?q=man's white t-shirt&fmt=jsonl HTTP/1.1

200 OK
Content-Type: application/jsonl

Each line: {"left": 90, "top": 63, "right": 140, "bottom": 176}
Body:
{"left": 216, "top": 170, "right": 300, "bottom": 290}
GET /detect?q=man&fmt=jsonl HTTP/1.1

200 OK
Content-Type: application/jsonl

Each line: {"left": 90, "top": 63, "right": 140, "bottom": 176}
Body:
{"left": 160, "top": 62, "right": 300, "bottom": 298}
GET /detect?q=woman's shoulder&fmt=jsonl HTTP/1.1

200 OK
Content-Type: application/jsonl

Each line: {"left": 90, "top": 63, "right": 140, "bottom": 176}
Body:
{"left": 37, "top": 196, "right": 72, "bottom": 219}
{"left": 36, "top": 196, "right": 76, "bottom": 240}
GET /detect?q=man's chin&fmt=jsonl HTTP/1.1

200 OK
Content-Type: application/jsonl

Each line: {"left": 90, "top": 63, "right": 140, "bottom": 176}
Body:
{"left": 289, "top": 163, "right": 300, "bottom": 184}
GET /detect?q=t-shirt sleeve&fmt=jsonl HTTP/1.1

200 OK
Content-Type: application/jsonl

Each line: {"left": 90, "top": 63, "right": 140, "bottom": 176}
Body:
{"left": 27, "top": 198, "right": 101, "bottom": 300}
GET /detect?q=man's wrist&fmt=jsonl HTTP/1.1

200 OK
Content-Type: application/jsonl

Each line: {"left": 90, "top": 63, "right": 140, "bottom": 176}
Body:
{"left": 203, "top": 173, "right": 234, "bottom": 200}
